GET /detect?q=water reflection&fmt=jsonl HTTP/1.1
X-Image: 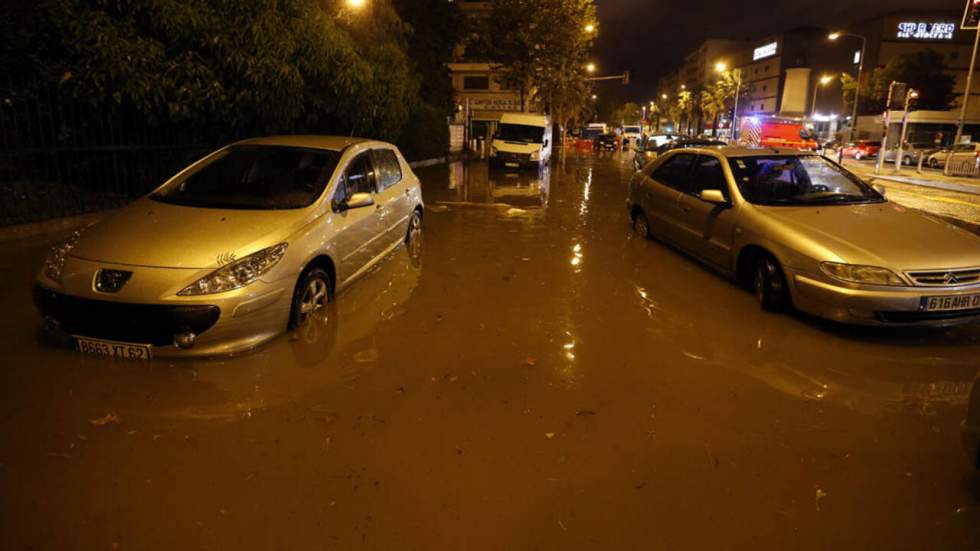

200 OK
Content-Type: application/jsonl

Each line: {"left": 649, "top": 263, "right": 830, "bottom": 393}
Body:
{"left": 430, "top": 161, "right": 551, "bottom": 219}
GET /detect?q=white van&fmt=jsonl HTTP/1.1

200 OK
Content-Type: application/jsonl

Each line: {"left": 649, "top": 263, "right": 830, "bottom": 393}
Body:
{"left": 490, "top": 113, "right": 552, "bottom": 170}
{"left": 621, "top": 125, "right": 642, "bottom": 146}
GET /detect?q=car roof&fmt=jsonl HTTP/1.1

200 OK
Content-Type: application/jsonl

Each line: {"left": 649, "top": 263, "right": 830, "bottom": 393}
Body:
{"left": 672, "top": 146, "right": 818, "bottom": 157}
{"left": 230, "top": 135, "right": 375, "bottom": 152}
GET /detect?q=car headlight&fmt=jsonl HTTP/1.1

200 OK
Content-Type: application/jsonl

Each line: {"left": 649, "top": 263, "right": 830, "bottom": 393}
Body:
{"left": 178, "top": 243, "right": 288, "bottom": 296}
{"left": 820, "top": 262, "right": 905, "bottom": 286}
{"left": 43, "top": 231, "right": 82, "bottom": 283}
{"left": 530, "top": 150, "right": 540, "bottom": 161}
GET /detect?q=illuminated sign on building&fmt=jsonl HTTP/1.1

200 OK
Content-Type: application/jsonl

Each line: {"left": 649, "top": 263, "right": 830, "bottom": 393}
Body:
{"left": 753, "top": 42, "right": 778, "bottom": 60}
{"left": 853, "top": 50, "right": 861, "bottom": 65}
{"left": 896, "top": 22, "right": 955, "bottom": 40}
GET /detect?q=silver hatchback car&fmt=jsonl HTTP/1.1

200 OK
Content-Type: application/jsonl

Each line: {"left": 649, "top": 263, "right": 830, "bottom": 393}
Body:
{"left": 627, "top": 146, "right": 980, "bottom": 326}
{"left": 34, "top": 136, "right": 424, "bottom": 357}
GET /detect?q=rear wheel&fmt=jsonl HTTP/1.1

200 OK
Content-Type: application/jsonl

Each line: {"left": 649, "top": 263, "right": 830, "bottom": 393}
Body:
{"left": 289, "top": 268, "right": 332, "bottom": 330}
{"left": 753, "top": 255, "right": 790, "bottom": 312}
{"left": 632, "top": 210, "right": 651, "bottom": 239}
{"left": 929, "top": 158, "right": 940, "bottom": 169}
{"left": 903, "top": 156, "right": 913, "bottom": 166}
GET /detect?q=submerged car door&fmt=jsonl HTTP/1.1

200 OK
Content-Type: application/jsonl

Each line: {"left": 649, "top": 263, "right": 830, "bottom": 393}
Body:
{"left": 370, "top": 148, "right": 412, "bottom": 248}
{"left": 642, "top": 152, "right": 695, "bottom": 243}
{"left": 674, "top": 154, "right": 738, "bottom": 269}
{"left": 331, "top": 152, "right": 382, "bottom": 284}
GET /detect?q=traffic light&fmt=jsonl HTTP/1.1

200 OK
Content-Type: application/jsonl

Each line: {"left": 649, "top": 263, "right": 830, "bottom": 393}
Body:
{"left": 963, "top": 0, "right": 980, "bottom": 30}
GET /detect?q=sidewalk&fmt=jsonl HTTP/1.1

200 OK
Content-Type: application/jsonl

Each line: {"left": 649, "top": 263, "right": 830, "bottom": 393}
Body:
{"left": 842, "top": 160, "right": 980, "bottom": 196}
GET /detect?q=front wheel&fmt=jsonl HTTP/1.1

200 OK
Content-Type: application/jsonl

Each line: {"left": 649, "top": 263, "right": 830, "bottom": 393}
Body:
{"left": 632, "top": 210, "right": 651, "bottom": 239}
{"left": 903, "top": 156, "right": 913, "bottom": 166}
{"left": 929, "top": 158, "right": 940, "bottom": 169}
{"left": 753, "top": 255, "right": 790, "bottom": 312}
{"left": 289, "top": 268, "right": 332, "bottom": 330}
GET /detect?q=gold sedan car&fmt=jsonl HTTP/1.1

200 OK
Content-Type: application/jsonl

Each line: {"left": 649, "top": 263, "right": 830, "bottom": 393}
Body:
{"left": 34, "top": 136, "right": 424, "bottom": 358}
{"left": 627, "top": 146, "right": 980, "bottom": 326}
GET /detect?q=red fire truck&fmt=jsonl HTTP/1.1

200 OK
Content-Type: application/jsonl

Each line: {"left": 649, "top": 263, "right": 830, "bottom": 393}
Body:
{"left": 738, "top": 116, "right": 818, "bottom": 150}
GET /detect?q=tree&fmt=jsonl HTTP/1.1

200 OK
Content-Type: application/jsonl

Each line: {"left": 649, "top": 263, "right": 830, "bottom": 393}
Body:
{"left": 481, "top": 0, "right": 596, "bottom": 121}
{"left": 842, "top": 51, "right": 955, "bottom": 116}
{"left": 8, "top": 0, "right": 421, "bottom": 142}
{"left": 610, "top": 102, "right": 643, "bottom": 126}
{"left": 872, "top": 50, "right": 954, "bottom": 111}
{"left": 676, "top": 90, "right": 694, "bottom": 135}
{"left": 699, "top": 88, "right": 725, "bottom": 137}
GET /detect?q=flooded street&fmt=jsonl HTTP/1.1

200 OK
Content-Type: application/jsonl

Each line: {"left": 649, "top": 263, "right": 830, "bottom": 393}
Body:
{"left": 2, "top": 151, "right": 980, "bottom": 549}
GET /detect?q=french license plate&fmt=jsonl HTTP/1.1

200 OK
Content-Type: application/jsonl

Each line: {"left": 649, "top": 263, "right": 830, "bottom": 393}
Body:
{"left": 921, "top": 294, "right": 980, "bottom": 312}
{"left": 75, "top": 336, "right": 153, "bottom": 360}
{"left": 505, "top": 162, "right": 519, "bottom": 168}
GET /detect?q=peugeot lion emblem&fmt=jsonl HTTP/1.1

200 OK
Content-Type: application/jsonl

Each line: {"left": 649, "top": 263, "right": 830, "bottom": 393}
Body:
{"left": 95, "top": 269, "right": 133, "bottom": 293}
{"left": 944, "top": 272, "right": 960, "bottom": 285}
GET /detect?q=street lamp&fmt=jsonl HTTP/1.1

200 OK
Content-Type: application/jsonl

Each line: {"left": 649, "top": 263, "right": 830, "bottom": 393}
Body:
{"left": 828, "top": 31, "right": 867, "bottom": 145}
{"left": 810, "top": 74, "right": 834, "bottom": 117}
{"left": 661, "top": 93, "right": 668, "bottom": 100}
{"left": 584, "top": 23, "right": 595, "bottom": 34}
{"left": 586, "top": 63, "right": 596, "bottom": 74}
{"left": 346, "top": 0, "right": 366, "bottom": 8}
{"left": 591, "top": 94, "right": 597, "bottom": 100}
{"left": 715, "top": 61, "right": 742, "bottom": 141}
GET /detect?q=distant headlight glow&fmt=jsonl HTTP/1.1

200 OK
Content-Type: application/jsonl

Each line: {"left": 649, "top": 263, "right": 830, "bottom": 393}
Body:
{"left": 178, "top": 243, "right": 288, "bottom": 296}
{"left": 820, "top": 262, "right": 905, "bottom": 286}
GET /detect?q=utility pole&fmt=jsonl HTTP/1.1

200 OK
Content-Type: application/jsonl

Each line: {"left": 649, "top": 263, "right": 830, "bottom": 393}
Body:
{"left": 895, "top": 89, "right": 919, "bottom": 171}
{"left": 875, "top": 81, "right": 903, "bottom": 175}
{"left": 950, "top": 0, "right": 980, "bottom": 174}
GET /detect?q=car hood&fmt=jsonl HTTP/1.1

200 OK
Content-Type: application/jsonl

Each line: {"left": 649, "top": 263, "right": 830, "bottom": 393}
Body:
{"left": 493, "top": 139, "right": 542, "bottom": 154}
{"left": 760, "top": 201, "right": 980, "bottom": 270}
{"left": 70, "top": 198, "right": 317, "bottom": 269}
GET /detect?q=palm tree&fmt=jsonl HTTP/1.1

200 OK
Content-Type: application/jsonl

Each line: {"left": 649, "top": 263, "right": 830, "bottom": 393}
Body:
{"left": 699, "top": 88, "right": 725, "bottom": 138}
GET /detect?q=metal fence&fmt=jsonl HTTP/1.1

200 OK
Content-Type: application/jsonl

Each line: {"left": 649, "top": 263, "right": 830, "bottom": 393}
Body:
{"left": 0, "top": 83, "right": 212, "bottom": 226}
{"left": 945, "top": 158, "right": 980, "bottom": 178}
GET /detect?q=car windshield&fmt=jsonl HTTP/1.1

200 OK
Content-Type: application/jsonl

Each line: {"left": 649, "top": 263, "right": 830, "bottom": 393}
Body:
{"left": 728, "top": 155, "right": 883, "bottom": 206}
{"left": 624, "top": 126, "right": 641, "bottom": 134}
{"left": 498, "top": 123, "right": 545, "bottom": 143}
{"left": 151, "top": 146, "right": 341, "bottom": 210}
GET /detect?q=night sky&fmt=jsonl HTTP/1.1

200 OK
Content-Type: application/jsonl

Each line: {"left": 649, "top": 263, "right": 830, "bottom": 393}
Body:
{"left": 593, "top": 0, "right": 964, "bottom": 102}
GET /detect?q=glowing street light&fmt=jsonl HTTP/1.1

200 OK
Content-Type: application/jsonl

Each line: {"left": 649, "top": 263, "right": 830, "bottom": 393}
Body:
{"left": 346, "top": 0, "right": 367, "bottom": 7}
{"left": 828, "top": 31, "right": 867, "bottom": 145}
{"left": 584, "top": 23, "right": 595, "bottom": 33}
{"left": 811, "top": 74, "right": 835, "bottom": 117}
{"left": 680, "top": 84, "right": 686, "bottom": 90}
{"left": 591, "top": 94, "right": 597, "bottom": 100}
{"left": 661, "top": 93, "right": 668, "bottom": 100}
{"left": 586, "top": 62, "right": 596, "bottom": 74}
{"left": 714, "top": 60, "right": 742, "bottom": 140}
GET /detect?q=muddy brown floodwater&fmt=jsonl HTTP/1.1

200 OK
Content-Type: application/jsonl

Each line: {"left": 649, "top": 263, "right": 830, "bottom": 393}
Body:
{"left": 1, "top": 151, "right": 979, "bottom": 549}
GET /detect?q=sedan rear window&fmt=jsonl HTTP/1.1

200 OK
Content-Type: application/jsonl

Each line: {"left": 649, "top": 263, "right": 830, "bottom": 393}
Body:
{"left": 151, "top": 146, "right": 341, "bottom": 210}
{"left": 728, "top": 155, "right": 883, "bottom": 206}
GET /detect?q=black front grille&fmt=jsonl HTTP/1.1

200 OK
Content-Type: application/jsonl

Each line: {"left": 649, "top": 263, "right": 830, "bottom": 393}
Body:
{"left": 875, "top": 308, "right": 980, "bottom": 323}
{"left": 498, "top": 152, "right": 530, "bottom": 162}
{"left": 33, "top": 286, "right": 220, "bottom": 346}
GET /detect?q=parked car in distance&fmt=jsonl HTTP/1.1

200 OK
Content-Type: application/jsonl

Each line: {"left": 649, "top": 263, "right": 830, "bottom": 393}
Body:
{"left": 627, "top": 146, "right": 980, "bottom": 325}
{"left": 632, "top": 137, "right": 724, "bottom": 171}
{"left": 965, "top": 373, "right": 980, "bottom": 470}
{"left": 840, "top": 140, "right": 881, "bottom": 160}
{"left": 881, "top": 143, "right": 938, "bottom": 166}
{"left": 34, "top": 136, "right": 425, "bottom": 358}
{"left": 597, "top": 133, "right": 620, "bottom": 151}
{"left": 490, "top": 113, "right": 553, "bottom": 170}
{"left": 925, "top": 143, "right": 980, "bottom": 169}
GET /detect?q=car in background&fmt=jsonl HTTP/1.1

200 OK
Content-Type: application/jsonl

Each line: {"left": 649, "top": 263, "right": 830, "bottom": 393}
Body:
{"left": 925, "top": 143, "right": 980, "bottom": 169}
{"left": 632, "top": 137, "right": 724, "bottom": 171}
{"left": 34, "top": 136, "right": 425, "bottom": 358}
{"left": 489, "top": 113, "right": 553, "bottom": 170}
{"left": 881, "top": 143, "right": 938, "bottom": 166}
{"left": 597, "top": 133, "right": 620, "bottom": 151}
{"left": 840, "top": 140, "right": 881, "bottom": 160}
{"left": 627, "top": 146, "right": 980, "bottom": 325}
{"left": 965, "top": 373, "right": 980, "bottom": 470}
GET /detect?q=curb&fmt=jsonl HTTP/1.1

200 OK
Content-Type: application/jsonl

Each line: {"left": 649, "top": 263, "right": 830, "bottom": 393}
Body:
{"left": 408, "top": 151, "right": 473, "bottom": 169}
{"left": 868, "top": 174, "right": 980, "bottom": 197}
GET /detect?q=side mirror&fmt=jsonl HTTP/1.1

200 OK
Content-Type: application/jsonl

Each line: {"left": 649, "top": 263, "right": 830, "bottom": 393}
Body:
{"left": 543, "top": 139, "right": 549, "bottom": 148}
{"left": 700, "top": 189, "right": 727, "bottom": 205}
{"left": 872, "top": 183, "right": 887, "bottom": 196}
{"left": 334, "top": 192, "right": 374, "bottom": 212}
